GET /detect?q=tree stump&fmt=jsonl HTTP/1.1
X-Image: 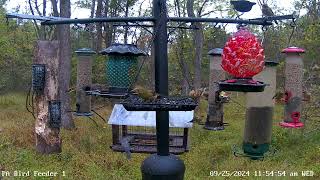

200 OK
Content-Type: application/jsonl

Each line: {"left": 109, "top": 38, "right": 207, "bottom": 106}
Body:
{"left": 34, "top": 41, "right": 62, "bottom": 154}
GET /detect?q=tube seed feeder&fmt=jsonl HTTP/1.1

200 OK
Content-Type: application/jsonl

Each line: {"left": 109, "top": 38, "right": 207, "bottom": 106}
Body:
{"left": 218, "top": 27, "right": 266, "bottom": 92}
{"left": 243, "top": 61, "right": 278, "bottom": 159}
{"left": 205, "top": 48, "right": 227, "bottom": 130}
{"left": 279, "top": 47, "right": 305, "bottom": 128}
{"left": 48, "top": 100, "right": 62, "bottom": 128}
{"left": 75, "top": 48, "right": 96, "bottom": 116}
{"left": 98, "top": 43, "right": 146, "bottom": 98}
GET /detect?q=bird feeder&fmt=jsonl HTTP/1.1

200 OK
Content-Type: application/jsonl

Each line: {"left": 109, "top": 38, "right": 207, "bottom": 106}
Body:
{"left": 48, "top": 100, "right": 62, "bottom": 128}
{"left": 99, "top": 43, "right": 146, "bottom": 95}
{"left": 279, "top": 47, "right": 305, "bottom": 128}
{"left": 231, "top": 0, "right": 256, "bottom": 12}
{"left": 75, "top": 48, "right": 96, "bottom": 116}
{"left": 219, "top": 27, "right": 266, "bottom": 92}
{"left": 243, "top": 61, "right": 278, "bottom": 158}
{"left": 204, "top": 48, "right": 227, "bottom": 130}
{"left": 32, "top": 64, "right": 46, "bottom": 93}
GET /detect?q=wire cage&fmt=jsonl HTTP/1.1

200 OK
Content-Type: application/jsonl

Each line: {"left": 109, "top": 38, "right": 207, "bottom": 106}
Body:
{"left": 109, "top": 104, "right": 192, "bottom": 154}
{"left": 32, "top": 64, "right": 46, "bottom": 93}
{"left": 111, "top": 125, "right": 189, "bottom": 154}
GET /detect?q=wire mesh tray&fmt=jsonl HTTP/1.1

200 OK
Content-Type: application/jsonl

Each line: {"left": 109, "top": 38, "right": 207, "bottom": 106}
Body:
{"left": 121, "top": 95, "right": 198, "bottom": 111}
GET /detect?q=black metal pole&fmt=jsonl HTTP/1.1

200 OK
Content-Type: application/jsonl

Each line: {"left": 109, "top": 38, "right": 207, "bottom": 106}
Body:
{"left": 153, "top": 0, "right": 169, "bottom": 156}
{"left": 41, "top": 17, "right": 155, "bottom": 25}
{"left": 169, "top": 17, "right": 272, "bottom": 25}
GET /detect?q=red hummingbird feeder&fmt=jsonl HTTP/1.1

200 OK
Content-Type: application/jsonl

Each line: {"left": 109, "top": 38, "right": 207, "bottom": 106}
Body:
{"left": 218, "top": 27, "right": 266, "bottom": 92}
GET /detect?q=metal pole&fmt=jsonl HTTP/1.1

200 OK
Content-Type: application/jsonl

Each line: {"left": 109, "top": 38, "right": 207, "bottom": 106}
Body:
{"left": 169, "top": 17, "right": 272, "bottom": 25}
{"left": 41, "top": 17, "right": 155, "bottom": 25}
{"left": 153, "top": 0, "right": 169, "bottom": 156}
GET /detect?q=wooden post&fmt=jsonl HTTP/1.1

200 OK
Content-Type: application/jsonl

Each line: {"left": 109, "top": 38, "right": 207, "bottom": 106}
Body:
{"left": 280, "top": 47, "right": 305, "bottom": 128}
{"left": 34, "top": 41, "right": 62, "bottom": 154}
{"left": 75, "top": 48, "right": 95, "bottom": 116}
{"left": 204, "top": 48, "right": 226, "bottom": 130}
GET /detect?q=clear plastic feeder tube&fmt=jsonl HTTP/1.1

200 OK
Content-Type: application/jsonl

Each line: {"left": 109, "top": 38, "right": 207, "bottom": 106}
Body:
{"left": 243, "top": 61, "right": 277, "bottom": 156}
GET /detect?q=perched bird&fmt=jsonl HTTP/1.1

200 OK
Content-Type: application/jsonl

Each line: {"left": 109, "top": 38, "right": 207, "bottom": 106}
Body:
{"left": 261, "top": 4, "right": 274, "bottom": 17}
{"left": 131, "top": 86, "right": 159, "bottom": 101}
{"left": 120, "top": 136, "right": 134, "bottom": 160}
{"left": 273, "top": 91, "right": 285, "bottom": 103}
{"left": 189, "top": 89, "right": 204, "bottom": 100}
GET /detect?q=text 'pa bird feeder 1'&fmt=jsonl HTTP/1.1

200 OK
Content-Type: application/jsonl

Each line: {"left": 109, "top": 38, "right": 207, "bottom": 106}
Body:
{"left": 99, "top": 43, "right": 146, "bottom": 97}
{"left": 219, "top": 27, "right": 266, "bottom": 92}
{"left": 280, "top": 47, "right": 305, "bottom": 128}
{"left": 243, "top": 61, "right": 278, "bottom": 159}
{"left": 75, "top": 48, "right": 96, "bottom": 116}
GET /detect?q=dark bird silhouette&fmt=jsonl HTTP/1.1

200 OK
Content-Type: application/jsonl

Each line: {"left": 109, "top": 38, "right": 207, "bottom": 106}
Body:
{"left": 120, "top": 136, "right": 134, "bottom": 160}
{"left": 261, "top": 4, "right": 274, "bottom": 17}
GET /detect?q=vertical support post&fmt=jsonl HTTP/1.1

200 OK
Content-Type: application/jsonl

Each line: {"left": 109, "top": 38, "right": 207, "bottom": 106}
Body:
{"left": 205, "top": 48, "right": 226, "bottom": 130}
{"left": 141, "top": 0, "right": 185, "bottom": 179}
{"left": 243, "top": 61, "right": 278, "bottom": 158}
{"left": 280, "top": 47, "right": 305, "bottom": 128}
{"left": 75, "top": 48, "right": 95, "bottom": 116}
{"left": 34, "top": 41, "right": 61, "bottom": 154}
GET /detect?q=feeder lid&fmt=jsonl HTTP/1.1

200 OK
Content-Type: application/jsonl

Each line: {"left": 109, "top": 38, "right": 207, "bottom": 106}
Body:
{"left": 265, "top": 60, "right": 279, "bottom": 66}
{"left": 75, "top": 48, "right": 96, "bottom": 55}
{"left": 281, "top": 47, "right": 305, "bottom": 54}
{"left": 230, "top": 0, "right": 256, "bottom": 13}
{"left": 208, "top": 48, "right": 223, "bottom": 56}
{"left": 100, "top": 43, "right": 147, "bottom": 56}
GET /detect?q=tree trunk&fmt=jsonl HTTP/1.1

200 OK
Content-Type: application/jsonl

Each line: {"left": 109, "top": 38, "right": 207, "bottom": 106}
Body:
{"left": 90, "top": 0, "right": 96, "bottom": 49}
{"left": 187, "top": 0, "right": 203, "bottom": 90}
{"left": 58, "top": 0, "right": 74, "bottom": 129}
{"left": 34, "top": 41, "right": 62, "bottom": 154}
{"left": 104, "top": 0, "right": 113, "bottom": 47}
{"left": 96, "top": 0, "right": 103, "bottom": 51}
{"left": 124, "top": 0, "right": 130, "bottom": 44}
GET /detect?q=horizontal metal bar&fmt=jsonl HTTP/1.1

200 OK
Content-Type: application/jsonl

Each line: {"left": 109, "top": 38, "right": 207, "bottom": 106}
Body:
{"left": 6, "top": 13, "right": 68, "bottom": 21}
{"left": 249, "top": 14, "right": 296, "bottom": 21}
{"left": 113, "top": 24, "right": 198, "bottom": 30}
{"left": 168, "top": 17, "right": 273, "bottom": 26}
{"left": 41, "top": 17, "right": 156, "bottom": 25}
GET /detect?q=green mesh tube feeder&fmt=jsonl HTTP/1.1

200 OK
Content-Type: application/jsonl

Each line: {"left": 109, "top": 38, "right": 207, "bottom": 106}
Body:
{"left": 100, "top": 43, "right": 146, "bottom": 93}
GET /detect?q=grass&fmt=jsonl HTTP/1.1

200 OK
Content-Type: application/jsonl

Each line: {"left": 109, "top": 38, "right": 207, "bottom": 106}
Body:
{"left": 0, "top": 93, "right": 319, "bottom": 179}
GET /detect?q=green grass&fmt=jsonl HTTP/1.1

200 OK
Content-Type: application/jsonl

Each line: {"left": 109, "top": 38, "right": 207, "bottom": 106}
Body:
{"left": 0, "top": 93, "right": 319, "bottom": 180}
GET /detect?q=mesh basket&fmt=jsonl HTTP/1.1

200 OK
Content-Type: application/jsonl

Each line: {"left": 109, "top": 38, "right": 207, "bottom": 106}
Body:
{"left": 106, "top": 55, "right": 138, "bottom": 90}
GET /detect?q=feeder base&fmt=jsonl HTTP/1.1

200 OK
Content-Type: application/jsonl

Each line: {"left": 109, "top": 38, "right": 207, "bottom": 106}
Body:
{"left": 141, "top": 154, "right": 185, "bottom": 180}
{"left": 218, "top": 78, "right": 266, "bottom": 92}
{"left": 73, "top": 112, "right": 93, "bottom": 117}
{"left": 279, "top": 122, "right": 304, "bottom": 128}
{"left": 243, "top": 142, "right": 270, "bottom": 159}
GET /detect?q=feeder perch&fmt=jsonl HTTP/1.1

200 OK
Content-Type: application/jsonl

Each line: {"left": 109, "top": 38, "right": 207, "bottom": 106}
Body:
{"left": 219, "top": 27, "right": 266, "bottom": 92}
{"left": 204, "top": 48, "right": 227, "bottom": 130}
{"left": 98, "top": 43, "right": 146, "bottom": 98}
{"left": 279, "top": 47, "right": 305, "bottom": 128}
{"left": 243, "top": 61, "right": 278, "bottom": 158}
{"left": 48, "top": 100, "right": 62, "bottom": 128}
{"left": 32, "top": 64, "right": 46, "bottom": 93}
{"left": 74, "top": 48, "right": 96, "bottom": 116}
{"left": 231, "top": 0, "right": 256, "bottom": 12}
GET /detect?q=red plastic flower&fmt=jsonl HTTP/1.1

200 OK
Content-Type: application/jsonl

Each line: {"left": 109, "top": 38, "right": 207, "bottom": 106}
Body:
{"left": 222, "top": 27, "right": 265, "bottom": 78}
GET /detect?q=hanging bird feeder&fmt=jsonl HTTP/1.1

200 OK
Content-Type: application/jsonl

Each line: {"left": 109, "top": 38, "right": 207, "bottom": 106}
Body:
{"left": 218, "top": 27, "right": 266, "bottom": 92}
{"left": 48, "top": 100, "right": 62, "bottom": 128}
{"left": 230, "top": 0, "right": 256, "bottom": 12}
{"left": 279, "top": 47, "right": 305, "bottom": 128}
{"left": 32, "top": 64, "right": 46, "bottom": 93}
{"left": 98, "top": 43, "right": 146, "bottom": 98}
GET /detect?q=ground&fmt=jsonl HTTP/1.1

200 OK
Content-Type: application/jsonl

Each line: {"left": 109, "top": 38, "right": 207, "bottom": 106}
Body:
{"left": 0, "top": 93, "right": 319, "bottom": 180}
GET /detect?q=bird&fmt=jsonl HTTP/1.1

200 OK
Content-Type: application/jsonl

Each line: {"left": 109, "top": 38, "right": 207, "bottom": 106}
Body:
{"left": 131, "top": 86, "right": 159, "bottom": 101}
{"left": 189, "top": 89, "right": 204, "bottom": 100}
{"left": 273, "top": 91, "right": 285, "bottom": 103}
{"left": 261, "top": 3, "right": 275, "bottom": 17}
{"left": 120, "top": 136, "right": 134, "bottom": 160}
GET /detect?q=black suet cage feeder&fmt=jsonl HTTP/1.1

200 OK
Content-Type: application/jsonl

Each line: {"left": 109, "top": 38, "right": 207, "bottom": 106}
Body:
{"left": 32, "top": 64, "right": 46, "bottom": 93}
{"left": 48, "top": 100, "right": 62, "bottom": 128}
